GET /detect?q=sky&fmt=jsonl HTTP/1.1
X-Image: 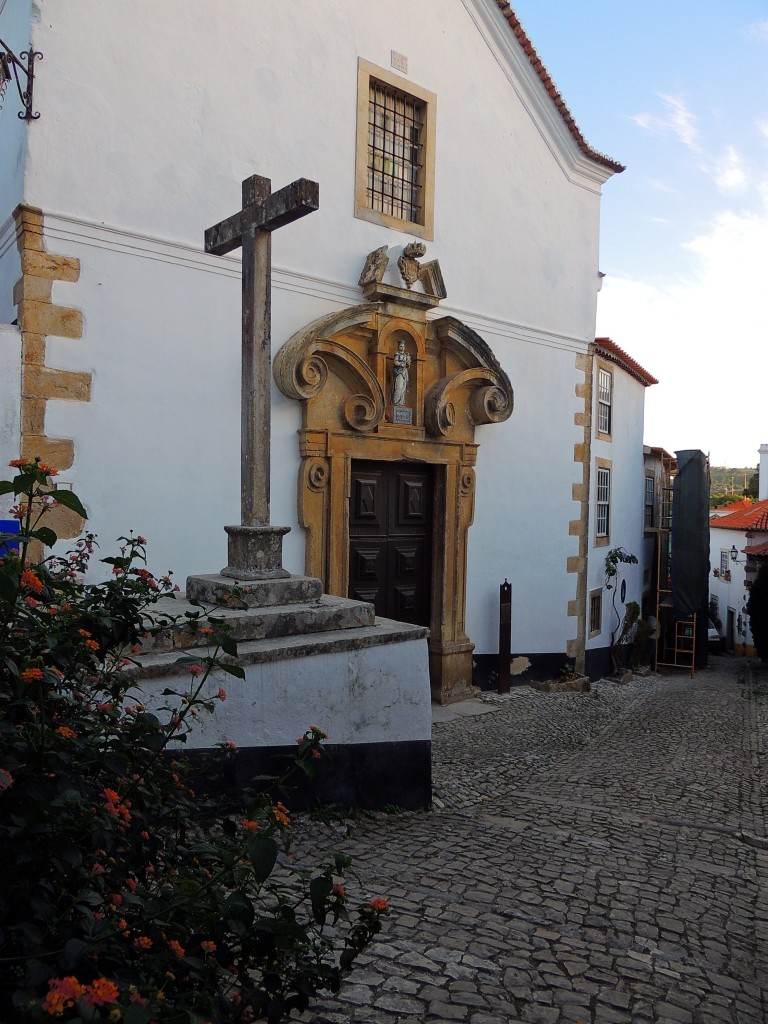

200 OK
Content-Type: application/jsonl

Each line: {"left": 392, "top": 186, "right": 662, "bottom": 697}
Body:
{"left": 510, "top": 1, "right": 768, "bottom": 468}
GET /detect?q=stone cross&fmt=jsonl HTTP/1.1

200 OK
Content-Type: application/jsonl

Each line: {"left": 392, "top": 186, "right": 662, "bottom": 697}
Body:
{"left": 205, "top": 174, "right": 319, "bottom": 578}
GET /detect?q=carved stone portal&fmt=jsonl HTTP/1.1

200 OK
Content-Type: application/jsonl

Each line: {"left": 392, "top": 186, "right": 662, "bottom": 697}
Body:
{"left": 273, "top": 264, "right": 513, "bottom": 704}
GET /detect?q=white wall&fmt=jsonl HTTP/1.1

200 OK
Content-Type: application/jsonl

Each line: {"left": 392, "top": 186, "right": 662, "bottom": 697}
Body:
{"left": 0, "top": 0, "right": 32, "bottom": 321}
{"left": 9, "top": 1, "right": 617, "bottom": 660}
{"left": 141, "top": 637, "right": 431, "bottom": 750}
{"left": 586, "top": 366, "right": 647, "bottom": 650}
{"left": 0, "top": 324, "right": 21, "bottom": 503}
{"left": 709, "top": 524, "right": 751, "bottom": 648}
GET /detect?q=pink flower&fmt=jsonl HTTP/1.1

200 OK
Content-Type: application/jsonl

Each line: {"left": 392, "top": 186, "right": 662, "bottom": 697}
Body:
{"left": 0, "top": 768, "right": 14, "bottom": 792}
{"left": 217, "top": 688, "right": 227, "bottom": 701}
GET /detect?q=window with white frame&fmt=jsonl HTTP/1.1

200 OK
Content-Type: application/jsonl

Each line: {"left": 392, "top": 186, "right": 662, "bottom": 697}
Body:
{"left": 720, "top": 550, "right": 729, "bottom": 576}
{"left": 596, "top": 466, "right": 611, "bottom": 539}
{"left": 589, "top": 589, "right": 602, "bottom": 637}
{"left": 597, "top": 368, "right": 613, "bottom": 435}
{"left": 644, "top": 475, "right": 655, "bottom": 527}
{"left": 355, "top": 59, "right": 436, "bottom": 239}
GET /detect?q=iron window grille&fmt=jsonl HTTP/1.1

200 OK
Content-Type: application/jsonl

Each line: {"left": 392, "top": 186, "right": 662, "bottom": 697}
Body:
{"left": 596, "top": 467, "right": 611, "bottom": 538}
{"left": 589, "top": 591, "right": 602, "bottom": 635}
{"left": 597, "top": 368, "right": 612, "bottom": 434}
{"left": 644, "top": 475, "right": 655, "bottom": 527}
{"left": 367, "top": 79, "right": 425, "bottom": 224}
{"left": 720, "top": 550, "right": 729, "bottom": 576}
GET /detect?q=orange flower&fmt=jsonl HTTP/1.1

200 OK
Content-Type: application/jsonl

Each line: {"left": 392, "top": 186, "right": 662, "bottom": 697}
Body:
{"left": 8, "top": 458, "right": 27, "bottom": 468}
{"left": 272, "top": 802, "right": 290, "bottom": 826}
{"left": 134, "top": 935, "right": 152, "bottom": 950}
{"left": 168, "top": 939, "right": 185, "bottom": 958}
{"left": 24, "top": 596, "right": 38, "bottom": 608}
{"left": 240, "top": 818, "right": 260, "bottom": 832}
{"left": 37, "top": 463, "right": 59, "bottom": 477}
{"left": 56, "top": 725, "right": 76, "bottom": 739}
{"left": 85, "top": 639, "right": 100, "bottom": 651}
{"left": 78, "top": 628, "right": 92, "bottom": 638}
{"left": 21, "top": 667, "right": 44, "bottom": 683}
{"left": 201, "top": 940, "right": 217, "bottom": 953}
{"left": 84, "top": 978, "right": 120, "bottom": 1006}
{"left": 367, "top": 897, "right": 389, "bottom": 912}
{"left": 217, "top": 688, "right": 227, "bottom": 701}
{"left": 42, "top": 977, "right": 86, "bottom": 1015}
{"left": 20, "top": 570, "right": 44, "bottom": 593}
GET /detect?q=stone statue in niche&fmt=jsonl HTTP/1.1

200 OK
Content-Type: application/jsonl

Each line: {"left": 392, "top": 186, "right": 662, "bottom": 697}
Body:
{"left": 391, "top": 339, "right": 411, "bottom": 407}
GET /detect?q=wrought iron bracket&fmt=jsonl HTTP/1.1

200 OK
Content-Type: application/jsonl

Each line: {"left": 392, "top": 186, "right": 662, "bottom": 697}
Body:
{"left": 0, "top": 38, "right": 42, "bottom": 120}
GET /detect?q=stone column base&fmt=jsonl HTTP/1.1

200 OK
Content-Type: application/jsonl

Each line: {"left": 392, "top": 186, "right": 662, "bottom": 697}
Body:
{"left": 221, "top": 524, "right": 290, "bottom": 580}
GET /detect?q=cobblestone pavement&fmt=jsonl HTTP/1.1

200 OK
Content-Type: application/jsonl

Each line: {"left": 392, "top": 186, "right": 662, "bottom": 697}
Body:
{"left": 293, "top": 657, "right": 768, "bottom": 1023}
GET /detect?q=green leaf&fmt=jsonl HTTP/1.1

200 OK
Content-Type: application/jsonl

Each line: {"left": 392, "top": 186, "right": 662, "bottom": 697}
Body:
{"left": 52, "top": 488, "right": 87, "bottom": 518}
{"left": 310, "top": 874, "right": 333, "bottom": 925}
{"left": 0, "top": 481, "right": 15, "bottom": 496}
{"left": 220, "top": 636, "right": 238, "bottom": 657}
{"left": 247, "top": 835, "right": 278, "bottom": 884}
{"left": 30, "top": 526, "right": 58, "bottom": 547}
{"left": 223, "top": 890, "right": 255, "bottom": 926}
{"left": 124, "top": 1004, "right": 154, "bottom": 1024}
{"left": 13, "top": 473, "right": 37, "bottom": 495}
{"left": 221, "top": 662, "right": 246, "bottom": 680}
{"left": 62, "top": 937, "right": 88, "bottom": 969}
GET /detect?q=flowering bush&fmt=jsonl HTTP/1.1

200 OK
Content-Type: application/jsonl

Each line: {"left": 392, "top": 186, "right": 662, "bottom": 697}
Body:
{"left": 0, "top": 458, "right": 388, "bottom": 1023}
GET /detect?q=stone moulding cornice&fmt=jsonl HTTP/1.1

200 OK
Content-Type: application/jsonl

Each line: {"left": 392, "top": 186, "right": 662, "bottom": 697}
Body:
{"left": 274, "top": 303, "right": 385, "bottom": 431}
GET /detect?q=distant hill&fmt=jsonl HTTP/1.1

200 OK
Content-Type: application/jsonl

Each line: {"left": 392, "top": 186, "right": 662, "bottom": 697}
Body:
{"left": 710, "top": 465, "right": 758, "bottom": 497}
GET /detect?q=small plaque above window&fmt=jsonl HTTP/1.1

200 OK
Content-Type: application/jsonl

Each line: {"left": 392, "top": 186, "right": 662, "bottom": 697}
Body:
{"left": 391, "top": 50, "right": 408, "bottom": 73}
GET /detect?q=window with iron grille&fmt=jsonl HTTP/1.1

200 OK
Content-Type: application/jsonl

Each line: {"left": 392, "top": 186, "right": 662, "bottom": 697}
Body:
{"left": 596, "top": 466, "right": 611, "bottom": 538}
{"left": 720, "top": 550, "right": 729, "bottom": 576}
{"left": 597, "top": 368, "right": 612, "bottom": 435}
{"left": 355, "top": 60, "right": 436, "bottom": 239}
{"left": 644, "top": 474, "right": 655, "bottom": 527}
{"left": 367, "top": 80, "right": 424, "bottom": 223}
{"left": 589, "top": 590, "right": 602, "bottom": 636}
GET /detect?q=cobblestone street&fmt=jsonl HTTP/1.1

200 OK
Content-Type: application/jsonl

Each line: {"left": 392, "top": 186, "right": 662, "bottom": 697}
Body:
{"left": 296, "top": 657, "right": 768, "bottom": 1023}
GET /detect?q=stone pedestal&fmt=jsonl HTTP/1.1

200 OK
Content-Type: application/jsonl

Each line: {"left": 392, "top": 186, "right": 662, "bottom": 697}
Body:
{"left": 221, "top": 524, "right": 290, "bottom": 580}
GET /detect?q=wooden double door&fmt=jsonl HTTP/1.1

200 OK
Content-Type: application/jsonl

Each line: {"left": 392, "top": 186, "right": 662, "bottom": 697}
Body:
{"left": 348, "top": 461, "right": 434, "bottom": 627}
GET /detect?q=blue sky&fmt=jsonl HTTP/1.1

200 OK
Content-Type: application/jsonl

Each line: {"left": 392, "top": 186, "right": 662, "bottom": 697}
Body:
{"left": 511, "top": 1, "right": 768, "bottom": 468}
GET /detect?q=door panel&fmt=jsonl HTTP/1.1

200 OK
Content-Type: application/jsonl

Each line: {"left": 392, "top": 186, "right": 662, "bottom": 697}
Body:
{"left": 349, "top": 461, "right": 433, "bottom": 626}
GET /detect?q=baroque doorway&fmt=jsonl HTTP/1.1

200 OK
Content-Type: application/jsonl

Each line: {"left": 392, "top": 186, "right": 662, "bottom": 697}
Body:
{"left": 273, "top": 245, "right": 513, "bottom": 703}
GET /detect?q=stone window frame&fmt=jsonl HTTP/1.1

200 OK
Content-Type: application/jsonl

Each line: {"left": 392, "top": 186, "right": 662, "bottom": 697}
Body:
{"left": 589, "top": 588, "right": 602, "bottom": 638}
{"left": 354, "top": 58, "right": 436, "bottom": 241}
{"left": 595, "top": 458, "right": 612, "bottom": 546}
{"left": 596, "top": 363, "right": 613, "bottom": 439}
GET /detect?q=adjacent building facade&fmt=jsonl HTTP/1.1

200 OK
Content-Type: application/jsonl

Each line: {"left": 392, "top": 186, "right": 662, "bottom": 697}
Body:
{"left": 1, "top": 1, "right": 660, "bottom": 699}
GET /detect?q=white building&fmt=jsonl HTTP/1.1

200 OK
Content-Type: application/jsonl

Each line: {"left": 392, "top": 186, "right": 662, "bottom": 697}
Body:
{"left": 709, "top": 445, "right": 768, "bottom": 655}
{"left": 1, "top": 1, "right": 653, "bottom": 703}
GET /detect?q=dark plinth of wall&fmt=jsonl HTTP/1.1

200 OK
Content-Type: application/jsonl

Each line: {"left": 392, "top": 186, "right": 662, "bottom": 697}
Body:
{"left": 183, "top": 739, "right": 432, "bottom": 812}
{"left": 472, "top": 652, "right": 569, "bottom": 690}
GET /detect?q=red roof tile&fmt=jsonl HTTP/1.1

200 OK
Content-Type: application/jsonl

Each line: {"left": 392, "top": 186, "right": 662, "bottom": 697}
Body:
{"left": 709, "top": 499, "right": 768, "bottom": 532}
{"left": 495, "top": 3, "right": 625, "bottom": 174}
{"left": 594, "top": 338, "right": 658, "bottom": 387}
{"left": 711, "top": 498, "right": 753, "bottom": 514}
{"left": 744, "top": 540, "right": 768, "bottom": 557}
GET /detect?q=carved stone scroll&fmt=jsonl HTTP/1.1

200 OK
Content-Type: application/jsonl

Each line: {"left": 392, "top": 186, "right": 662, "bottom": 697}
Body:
{"left": 424, "top": 368, "right": 512, "bottom": 437}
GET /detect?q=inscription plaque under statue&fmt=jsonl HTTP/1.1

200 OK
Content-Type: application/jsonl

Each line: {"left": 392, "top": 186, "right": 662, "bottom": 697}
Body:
{"left": 393, "top": 406, "right": 413, "bottom": 424}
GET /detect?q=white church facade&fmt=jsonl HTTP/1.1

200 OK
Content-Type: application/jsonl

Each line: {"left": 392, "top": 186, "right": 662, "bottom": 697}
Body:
{"left": 1, "top": 0, "right": 654, "bottom": 726}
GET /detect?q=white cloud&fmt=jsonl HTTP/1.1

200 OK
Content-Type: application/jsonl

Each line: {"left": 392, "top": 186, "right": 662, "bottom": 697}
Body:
{"left": 597, "top": 190, "right": 768, "bottom": 466}
{"left": 630, "top": 94, "right": 699, "bottom": 151}
{"left": 747, "top": 19, "right": 768, "bottom": 40}
{"left": 711, "top": 145, "right": 747, "bottom": 193}
{"left": 646, "top": 178, "right": 678, "bottom": 195}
